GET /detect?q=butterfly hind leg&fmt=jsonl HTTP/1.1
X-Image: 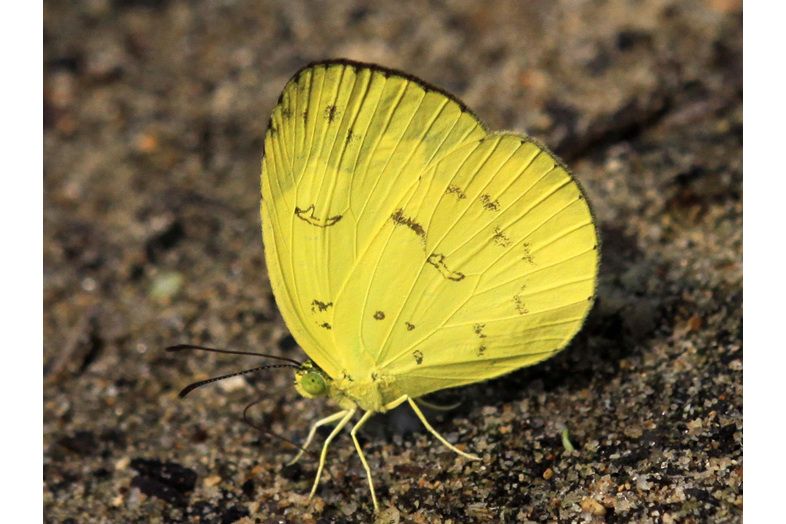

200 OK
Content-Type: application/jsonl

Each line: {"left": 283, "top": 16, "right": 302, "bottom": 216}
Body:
{"left": 308, "top": 408, "right": 355, "bottom": 501}
{"left": 288, "top": 410, "right": 350, "bottom": 466}
{"left": 416, "top": 397, "right": 462, "bottom": 412}
{"left": 407, "top": 397, "right": 480, "bottom": 461}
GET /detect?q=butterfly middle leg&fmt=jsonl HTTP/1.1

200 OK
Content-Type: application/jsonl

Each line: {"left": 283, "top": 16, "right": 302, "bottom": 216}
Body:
{"left": 350, "top": 410, "right": 378, "bottom": 511}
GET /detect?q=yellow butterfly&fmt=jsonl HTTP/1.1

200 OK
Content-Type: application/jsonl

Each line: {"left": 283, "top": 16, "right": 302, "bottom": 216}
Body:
{"left": 257, "top": 59, "right": 599, "bottom": 510}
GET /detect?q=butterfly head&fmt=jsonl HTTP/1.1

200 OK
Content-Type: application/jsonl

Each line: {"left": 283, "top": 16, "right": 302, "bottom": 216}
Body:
{"left": 294, "top": 360, "right": 331, "bottom": 399}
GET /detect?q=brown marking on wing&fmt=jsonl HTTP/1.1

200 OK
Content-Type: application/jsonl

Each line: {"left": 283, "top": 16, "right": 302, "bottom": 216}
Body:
{"left": 445, "top": 184, "right": 466, "bottom": 200}
{"left": 295, "top": 205, "right": 343, "bottom": 227}
{"left": 391, "top": 208, "right": 425, "bottom": 238}
{"left": 492, "top": 226, "right": 511, "bottom": 248}
{"left": 480, "top": 194, "right": 500, "bottom": 211}
{"left": 426, "top": 253, "right": 465, "bottom": 281}
{"left": 513, "top": 285, "right": 529, "bottom": 315}
{"left": 522, "top": 242, "right": 535, "bottom": 265}
{"left": 346, "top": 128, "right": 359, "bottom": 145}
{"left": 311, "top": 299, "right": 334, "bottom": 313}
{"left": 324, "top": 104, "right": 340, "bottom": 122}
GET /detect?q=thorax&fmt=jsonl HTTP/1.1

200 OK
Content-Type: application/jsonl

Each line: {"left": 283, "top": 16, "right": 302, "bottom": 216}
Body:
{"left": 329, "top": 367, "right": 401, "bottom": 412}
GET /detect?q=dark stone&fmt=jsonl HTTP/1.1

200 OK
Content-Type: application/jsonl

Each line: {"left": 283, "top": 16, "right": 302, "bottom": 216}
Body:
{"left": 131, "top": 475, "right": 189, "bottom": 507}
{"left": 221, "top": 506, "right": 250, "bottom": 524}
{"left": 616, "top": 29, "right": 653, "bottom": 51}
{"left": 279, "top": 462, "right": 303, "bottom": 480}
{"left": 130, "top": 458, "right": 198, "bottom": 493}
{"left": 241, "top": 478, "right": 255, "bottom": 498}
{"left": 145, "top": 220, "right": 185, "bottom": 262}
{"left": 58, "top": 431, "right": 98, "bottom": 456}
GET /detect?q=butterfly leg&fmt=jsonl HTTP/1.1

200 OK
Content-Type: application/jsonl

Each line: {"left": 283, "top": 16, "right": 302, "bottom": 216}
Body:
{"left": 416, "top": 397, "right": 462, "bottom": 412}
{"left": 288, "top": 410, "right": 350, "bottom": 466}
{"left": 407, "top": 397, "right": 480, "bottom": 461}
{"left": 308, "top": 408, "right": 355, "bottom": 501}
{"left": 350, "top": 411, "right": 378, "bottom": 512}
{"left": 382, "top": 394, "right": 408, "bottom": 411}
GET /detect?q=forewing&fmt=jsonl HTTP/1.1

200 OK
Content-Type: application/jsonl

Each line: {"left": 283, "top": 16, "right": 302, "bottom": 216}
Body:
{"left": 261, "top": 61, "right": 486, "bottom": 377}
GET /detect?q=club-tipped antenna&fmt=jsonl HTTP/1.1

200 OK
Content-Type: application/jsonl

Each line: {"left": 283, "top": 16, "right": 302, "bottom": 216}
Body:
{"left": 176, "top": 363, "right": 298, "bottom": 398}
{"left": 167, "top": 343, "right": 301, "bottom": 365}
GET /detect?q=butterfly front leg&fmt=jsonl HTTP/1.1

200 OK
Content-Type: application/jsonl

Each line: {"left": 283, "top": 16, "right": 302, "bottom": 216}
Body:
{"left": 288, "top": 409, "right": 350, "bottom": 466}
{"left": 308, "top": 409, "right": 355, "bottom": 502}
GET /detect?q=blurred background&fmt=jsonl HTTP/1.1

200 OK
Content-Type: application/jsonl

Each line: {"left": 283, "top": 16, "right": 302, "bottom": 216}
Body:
{"left": 44, "top": 1, "right": 741, "bottom": 522}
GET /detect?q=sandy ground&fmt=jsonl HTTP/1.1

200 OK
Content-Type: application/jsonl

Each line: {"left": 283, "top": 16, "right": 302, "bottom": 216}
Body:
{"left": 44, "top": 1, "right": 741, "bottom": 522}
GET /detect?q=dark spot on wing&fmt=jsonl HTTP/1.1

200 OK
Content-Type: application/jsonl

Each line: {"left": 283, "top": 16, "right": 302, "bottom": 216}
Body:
{"left": 346, "top": 128, "right": 358, "bottom": 145}
{"left": 311, "top": 299, "right": 333, "bottom": 313}
{"left": 473, "top": 323, "right": 487, "bottom": 338}
{"left": 413, "top": 350, "right": 423, "bottom": 365}
{"left": 405, "top": 322, "right": 415, "bottom": 331}
{"left": 320, "top": 322, "right": 332, "bottom": 330}
{"left": 476, "top": 344, "right": 487, "bottom": 357}
{"left": 492, "top": 226, "right": 511, "bottom": 248}
{"left": 374, "top": 311, "right": 385, "bottom": 320}
{"left": 295, "top": 205, "right": 342, "bottom": 227}
{"left": 480, "top": 194, "right": 500, "bottom": 211}
{"left": 302, "top": 110, "right": 308, "bottom": 125}
{"left": 426, "top": 253, "right": 465, "bottom": 281}
{"left": 324, "top": 104, "right": 339, "bottom": 122}
{"left": 266, "top": 115, "right": 277, "bottom": 137}
{"left": 513, "top": 292, "right": 529, "bottom": 315}
{"left": 522, "top": 243, "right": 535, "bottom": 265}
{"left": 445, "top": 185, "right": 466, "bottom": 200}
{"left": 282, "top": 108, "right": 292, "bottom": 120}
{"left": 391, "top": 208, "right": 425, "bottom": 238}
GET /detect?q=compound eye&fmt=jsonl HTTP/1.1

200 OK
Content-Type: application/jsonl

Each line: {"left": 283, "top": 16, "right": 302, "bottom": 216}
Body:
{"left": 300, "top": 371, "right": 327, "bottom": 396}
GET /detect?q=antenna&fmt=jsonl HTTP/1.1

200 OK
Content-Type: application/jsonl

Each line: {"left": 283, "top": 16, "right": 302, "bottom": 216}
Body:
{"left": 176, "top": 363, "right": 298, "bottom": 398}
{"left": 166, "top": 344, "right": 301, "bottom": 365}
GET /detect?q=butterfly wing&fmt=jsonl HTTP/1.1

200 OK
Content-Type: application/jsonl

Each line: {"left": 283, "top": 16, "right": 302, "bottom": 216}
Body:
{"left": 331, "top": 132, "right": 599, "bottom": 398}
{"left": 261, "top": 61, "right": 487, "bottom": 378}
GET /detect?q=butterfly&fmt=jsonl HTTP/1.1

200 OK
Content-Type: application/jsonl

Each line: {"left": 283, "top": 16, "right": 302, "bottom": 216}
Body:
{"left": 178, "top": 59, "right": 599, "bottom": 512}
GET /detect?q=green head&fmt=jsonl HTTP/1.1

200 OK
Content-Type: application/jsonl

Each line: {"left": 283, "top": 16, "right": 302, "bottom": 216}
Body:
{"left": 294, "top": 360, "right": 330, "bottom": 398}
